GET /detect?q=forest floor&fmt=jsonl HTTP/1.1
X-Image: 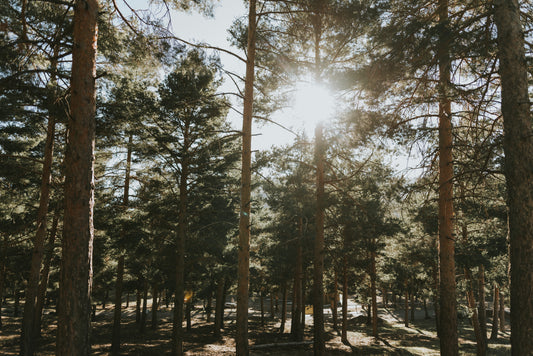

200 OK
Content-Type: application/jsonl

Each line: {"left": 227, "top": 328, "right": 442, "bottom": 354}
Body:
{"left": 0, "top": 298, "right": 511, "bottom": 355}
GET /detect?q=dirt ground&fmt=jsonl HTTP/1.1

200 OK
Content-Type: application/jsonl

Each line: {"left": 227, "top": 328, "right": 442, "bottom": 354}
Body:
{"left": 0, "top": 299, "right": 511, "bottom": 355}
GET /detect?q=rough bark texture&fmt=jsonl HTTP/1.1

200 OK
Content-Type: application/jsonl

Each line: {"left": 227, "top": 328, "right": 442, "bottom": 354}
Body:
{"left": 56, "top": 0, "right": 98, "bottom": 353}
{"left": 499, "top": 290, "right": 506, "bottom": 332}
{"left": 236, "top": 1, "right": 256, "bottom": 355}
{"left": 313, "top": 123, "right": 326, "bottom": 355}
{"left": 437, "top": 1, "right": 458, "bottom": 354}
{"left": 493, "top": 1, "right": 533, "bottom": 354}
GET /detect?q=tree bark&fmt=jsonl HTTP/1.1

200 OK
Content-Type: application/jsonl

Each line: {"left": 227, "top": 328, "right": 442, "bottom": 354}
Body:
{"left": 152, "top": 284, "right": 159, "bottom": 330}
{"left": 34, "top": 210, "right": 60, "bottom": 339}
{"left": 214, "top": 278, "right": 225, "bottom": 338}
{"left": 332, "top": 268, "right": 338, "bottom": 331}
{"left": 341, "top": 253, "right": 348, "bottom": 343}
{"left": 236, "top": 1, "right": 256, "bottom": 355}
{"left": 493, "top": 1, "right": 533, "bottom": 354}
{"left": 477, "top": 266, "right": 487, "bottom": 348}
{"left": 135, "top": 288, "right": 141, "bottom": 323}
{"left": 0, "top": 235, "right": 7, "bottom": 329}
{"left": 313, "top": 123, "right": 326, "bottom": 355}
{"left": 279, "top": 281, "right": 287, "bottom": 334}
{"left": 404, "top": 288, "right": 409, "bottom": 328}
{"left": 465, "top": 268, "right": 485, "bottom": 356}
{"left": 370, "top": 251, "right": 378, "bottom": 338}
{"left": 499, "top": 290, "right": 505, "bottom": 332}
{"left": 56, "top": 0, "right": 98, "bottom": 353}
{"left": 291, "top": 217, "right": 303, "bottom": 340}
{"left": 437, "top": 1, "right": 458, "bottom": 354}
{"left": 21, "top": 50, "right": 59, "bottom": 356}
{"left": 111, "top": 133, "right": 132, "bottom": 355}
{"left": 140, "top": 281, "right": 148, "bottom": 334}
{"left": 490, "top": 284, "right": 499, "bottom": 340}
{"left": 260, "top": 291, "right": 264, "bottom": 326}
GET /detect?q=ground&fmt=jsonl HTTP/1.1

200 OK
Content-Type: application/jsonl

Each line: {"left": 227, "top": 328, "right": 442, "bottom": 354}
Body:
{"left": 0, "top": 297, "right": 511, "bottom": 355}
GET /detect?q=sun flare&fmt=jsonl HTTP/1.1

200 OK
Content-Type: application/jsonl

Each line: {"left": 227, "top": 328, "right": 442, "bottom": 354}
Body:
{"left": 290, "top": 81, "right": 336, "bottom": 134}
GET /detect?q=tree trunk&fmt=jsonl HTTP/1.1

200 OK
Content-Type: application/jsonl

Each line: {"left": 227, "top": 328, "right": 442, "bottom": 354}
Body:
{"left": 186, "top": 300, "right": 192, "bottom": 332}
{"left": 172, "top": 123, "right": 190, "bottom": 356}
{"left": 465, "top": 268, "right": 485, "bottom": 356}
{"left": 236, "top": 1, "right": 256, "bottom": 355}
{"left": 313, "top": 123, "right": 326, "bottom": 355}
{"left": 490, "top": 284, "right": 499, "bottom": 340}
{"left": 214, "top": 278, "right": 225, "bottom": 338}
{"left": 410, "top": 293, "right": 415, "bottom": 323}
{"left": 332, "top": 268, "right": 338, "bottom": 331}
{"left": 135, "top": 288, "right": 141, "bottom": 323}
{"left": 260, "top": 291, "right": 264, "bottom": 326}
{"left": 291, "top": 217, "right": 303, "bottom": 341}
{"left": 152, "top": 284, "right": 159, "bottom": 330}
{"left": 499, "top": 290, "right": 505, "bottom": 332}
{"left": 14, "top": 283, "right": 20, "bottom": 317}
{"left": 370, "top": 251, "right": 378, "bottom": 338}
{"left": 270, "top": 292, "right": 275, "bottom": 319}
{"left": 140, "top": 282, "right": 148, "bottom": 334}
{"left": 477, "top": 265, "right": 487, "bottom": 347}
{"left": 404, "top": 288, "right": 409, "bottom": 328}
{"left": 111, "top": 133, "right": 132, "bottom": 355}
{"left": 34, "top": 208, "right": 60, "bottom": 340}
{"left": 279, "top": 281, "right": 287, "bottom": 334}
{"left": 341, "top": 253, "right": 348, "bottom": 343}
{"left": 0, "top": 235, "right": 7, "bottom": 329}
{"left": 56, "top": 0, "right": 98, "bottom": 353}
{"left": 424, "top": 299, "right": 429, "bottom": 319}
{"left": 433, "top": 236, "right": 441, "bottom": 337}
{"left": 437, "top": 1, "right": 458, "bottom": 354}
{"left": 206, "top": 293, "right": 212, "bottom": 322}
{"left": 493, "top": 1, "right": 533, "bottom": 354}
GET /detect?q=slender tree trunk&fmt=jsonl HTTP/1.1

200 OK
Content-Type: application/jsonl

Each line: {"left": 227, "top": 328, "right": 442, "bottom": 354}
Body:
{"left": 291, "top": 217, "right": 303, "bottom": 340}
{"left": 424, "top": 299, "right": 429, "bottom": 319}
{"left": 34, "top": 209, "right": 60, "bottom": 340}
{"left": 14, "top": 283, "right": 20, "bottom": 317}
{"left": 140, "top": 282, "right": 148, "bottom": 334}
{"left": 236, "top": 1, "right": 256, "bottom": 355}
{"left": 477, "top": 265, "right": 487, "bottom": 347}
{"left": 135, "top": 288, "right": 141, "bottom": 323}
{"left": 0, "top": 235, "right": 7, "bottom": 329}
{"left": 186, "top": 300, "right": 192, "bottom": 332}
{"left": 172, "top": 124, "right": 190, "bottom": 356}
{"left": 21, "top": 50, "right": 59, "bottom": 356}
{"left": 465, "top": 268, "right": 485, "bottom": 356}
{"left": 152, "top": 284, "right": 159, "bottom": 330}
{"left": 341, "top": 253, "right": 348, "bottom": 343}
{"left": 370, "top": 251, "right": 378, "bottom": 338}
{"left": 214, "top": 278, "right": 225, "bottom": 338}
{"left": 206, "top": 293, "right": 212, "bottom": 322}
{"left": 493, "top": 1, "right": 533, "bottom": 354}
{"left": 56, "top": 0, "right": 98, "bottom": 353}
{"left": 499, "top": 290, "right": 505, "bottom": 332}
{"left": 260, "top": 291, "right": 264, "bottom": 326}
{"left": 410, "top": 293, "right": 415, "bottom": 323}
{"left": 404, "top": 288, "right": 409, "bottom": 328}
{"left": 111, "top": 133, "right": 132, "bottom": 355}
{"left": 270, "top": 292, "right": 275, "bottom": 319}
{"left": 433, "top": 236, "right": 441, "bottom": 338}
{"left": 332, "top": 268, "right": 338, "bottom": 331}
{"left": 490, "top": 284, "right": 499, "bottom": 340}
{"left": 313, "top": 123, "right": 326, "bottom": 355}
{"left": 279, "top": 281, "right": 287, "bottom": 334}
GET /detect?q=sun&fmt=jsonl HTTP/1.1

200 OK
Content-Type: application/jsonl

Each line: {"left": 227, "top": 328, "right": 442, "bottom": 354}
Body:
{"left": 290, "top": 81, "right": 336, "bottom": 135}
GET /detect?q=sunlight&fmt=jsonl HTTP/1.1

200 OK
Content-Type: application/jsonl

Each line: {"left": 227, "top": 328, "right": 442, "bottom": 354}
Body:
{"left": 290, "top": 81, "right": 336, "bottom": 134}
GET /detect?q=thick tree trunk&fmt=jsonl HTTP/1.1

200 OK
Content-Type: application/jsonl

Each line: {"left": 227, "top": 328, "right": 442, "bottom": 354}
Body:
{"left": 493, "top": 1, "right": 533, "bottom": 354}
{"left": 313, "top": 123, "right": 326, "bottom": 355}
{"left": 279, "top": 282, "right": 288, "bottom": 334}
{"left": 56, "top": 0, "right": 98, "bottom": 353}
{"left": 465, "top": 268, "right": 485, "bottom": 356}
{"left": 437, "top": 1, "right": 458, "bottom": 354}
{"left": 236, "top": 1, "right": 256, "bottom": 355}
{"left": 490, "top": 284, "right": 499, "bottom": 340}
{"left": 214, "top": 278, "right": 225, "bottom": 338}
{"left": 477, "top": 266, "right": 487, "bottom": 347}
{"left": 152, "top": 284, "right": 159, "bottom": 330}
{"left": 34, "top": 209, "right": 60, "bottom": 340}
{"left": 341, "top": 253, "right": 348, "bottom": 343}
{"left": 370, "top": 251, "right": 378, "bottom": 338}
